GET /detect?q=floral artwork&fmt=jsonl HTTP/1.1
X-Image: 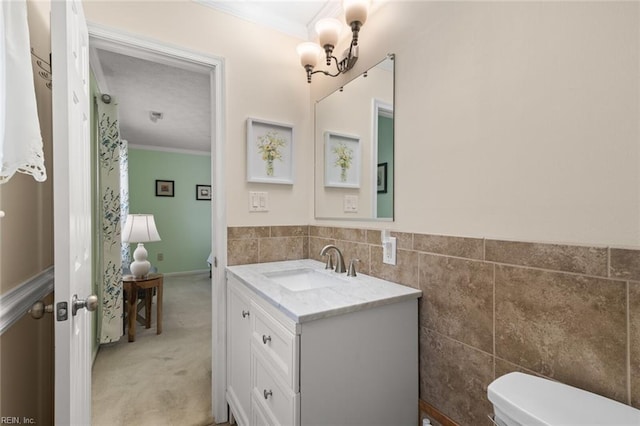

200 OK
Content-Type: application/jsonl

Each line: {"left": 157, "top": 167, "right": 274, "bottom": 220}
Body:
{"left": 332, "top": 142, "right": 353, "bottom": 182}
{"left": 247, "top": 118, "right": 294, "bottom": 184}
{"left": 324, "top": 131, "right": 360, "bottom": 188}
{"left": 257, "top": 130, "right": 287, "bottom": 176}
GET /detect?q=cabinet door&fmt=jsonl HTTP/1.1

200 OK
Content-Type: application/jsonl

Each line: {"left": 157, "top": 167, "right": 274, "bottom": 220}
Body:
{"left": 227, "top": 280, "right": 252, "bottom": 426}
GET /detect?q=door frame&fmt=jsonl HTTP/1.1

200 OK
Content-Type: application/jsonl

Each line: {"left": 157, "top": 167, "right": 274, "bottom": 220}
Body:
{"left": 87, "top": 23, "right": 228, "bottom": 423}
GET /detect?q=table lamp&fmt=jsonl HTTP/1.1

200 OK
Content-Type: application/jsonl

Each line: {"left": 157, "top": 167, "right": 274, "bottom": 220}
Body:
{"left": 121, "top": 214, "right": 161, "bottom": 278}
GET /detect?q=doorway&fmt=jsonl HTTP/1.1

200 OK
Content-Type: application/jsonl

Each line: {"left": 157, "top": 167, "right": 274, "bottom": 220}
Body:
{"left": 87, "top": 26, "right": 227, "bottom": 423}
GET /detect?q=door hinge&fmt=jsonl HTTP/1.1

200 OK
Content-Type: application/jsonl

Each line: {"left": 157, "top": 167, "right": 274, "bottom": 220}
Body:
{"left": 56, "top": 302, "right": 68, "bottom": 321}
{"left": 214, "top": 256, "right": 218, "bottom": 268}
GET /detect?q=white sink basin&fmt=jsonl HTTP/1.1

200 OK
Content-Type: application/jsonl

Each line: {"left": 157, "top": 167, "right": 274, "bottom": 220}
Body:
{"left": 264, "top": 268, "right": 346, "bottom": 292}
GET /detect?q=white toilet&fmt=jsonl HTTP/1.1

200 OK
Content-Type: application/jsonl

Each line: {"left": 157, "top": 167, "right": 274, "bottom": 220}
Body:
{"left": 488, "top": 372, "right": 640, "bottom": 425}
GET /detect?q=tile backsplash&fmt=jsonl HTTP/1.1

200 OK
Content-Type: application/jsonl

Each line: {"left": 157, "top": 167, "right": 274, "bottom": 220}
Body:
{"left": 227, "top": 225, "right": 640, "bottom": 426}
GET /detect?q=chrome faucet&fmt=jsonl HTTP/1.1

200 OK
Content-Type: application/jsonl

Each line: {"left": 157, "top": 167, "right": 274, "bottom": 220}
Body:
{"left": 320, "top": 245, "right": 346, "bottom": 273}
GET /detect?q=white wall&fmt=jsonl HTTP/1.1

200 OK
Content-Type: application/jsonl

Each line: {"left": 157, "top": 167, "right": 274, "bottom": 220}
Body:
{"left": 312, "top": 1, "right": 640, "bottom": 247}
{"left": 83, "top": 0, "right": 313, "bottom": 227}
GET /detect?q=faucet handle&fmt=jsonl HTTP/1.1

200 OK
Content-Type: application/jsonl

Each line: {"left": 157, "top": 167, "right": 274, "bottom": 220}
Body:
{"left": 347, "top": 259, "right": 360, "bottom": 277}
{"left": 324, "top": 253, "right": 334, "bottom": 270}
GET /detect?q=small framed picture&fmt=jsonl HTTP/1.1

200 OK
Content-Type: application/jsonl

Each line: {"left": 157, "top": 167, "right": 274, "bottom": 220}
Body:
{"left": 377, "top": 163, "right": 388, "bottom": 193}
{"left": 247, "top": 117, "right": 294, "bottom": 184}
{"left": 196, "top": 184, "right": 212, "bottom": 200}
{"left": 156, "top": 180, "right": 174, "bottom": 197}
{"left": 324, "top": 131, "right": 360, "bottom": 188}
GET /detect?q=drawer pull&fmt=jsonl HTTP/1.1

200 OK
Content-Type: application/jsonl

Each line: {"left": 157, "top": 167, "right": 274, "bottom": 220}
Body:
{"left": 242, "top": 310, "right": 250, "bottom": 318}
{"left": 263, "top": 389, "right": 273, "bottom": 400}
{"left": 262, "top": 334, "right": 272, "bottom": 344}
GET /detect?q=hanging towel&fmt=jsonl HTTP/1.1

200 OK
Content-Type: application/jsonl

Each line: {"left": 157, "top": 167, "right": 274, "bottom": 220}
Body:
{"left": 0, "top": 0, "right": 46, "bottom": 184}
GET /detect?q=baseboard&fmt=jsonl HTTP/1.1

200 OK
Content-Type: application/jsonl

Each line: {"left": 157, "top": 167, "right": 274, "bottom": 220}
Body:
{"left": 419, "top": 399, "right": 459, "bottom": 426}
{"left": 162, "top": 269, "right": 210, "bottom": 277}
{"left": 0, "top": 267, "right": 55, "bottom": 335}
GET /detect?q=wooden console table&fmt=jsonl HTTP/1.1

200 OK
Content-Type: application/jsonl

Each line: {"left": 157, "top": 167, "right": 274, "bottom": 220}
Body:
{"left": 123, "top": 273, "right": 163, "bottom": 342}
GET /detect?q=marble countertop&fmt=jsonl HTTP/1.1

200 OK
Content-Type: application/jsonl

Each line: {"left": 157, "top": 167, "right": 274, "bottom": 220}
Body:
{"left": 226, "top": 259, "right": 422, "bottom": 323}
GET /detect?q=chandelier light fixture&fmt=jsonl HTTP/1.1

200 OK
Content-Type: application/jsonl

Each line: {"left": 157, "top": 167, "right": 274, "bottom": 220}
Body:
{"left": 297, "top": 0, "right": 370, "bottom": 83}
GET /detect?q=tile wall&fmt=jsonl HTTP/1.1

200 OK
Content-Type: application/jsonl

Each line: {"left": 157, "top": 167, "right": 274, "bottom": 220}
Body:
{"left": 227, "top": 225, "right": 640, "bottom": 426}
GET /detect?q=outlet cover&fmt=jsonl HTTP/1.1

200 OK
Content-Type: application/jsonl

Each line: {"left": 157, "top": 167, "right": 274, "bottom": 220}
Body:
{"left": 157, "top": 253, "right": 164, "bottom": 261}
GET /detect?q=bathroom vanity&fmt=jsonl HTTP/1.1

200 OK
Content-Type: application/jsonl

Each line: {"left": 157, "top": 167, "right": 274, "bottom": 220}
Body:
{"left": 226, "top": 259, "right": 421, "bottom": 426}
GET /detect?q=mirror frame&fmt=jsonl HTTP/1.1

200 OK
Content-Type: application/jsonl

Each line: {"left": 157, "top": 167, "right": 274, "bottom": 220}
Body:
{"left": 314, "top": 53, "right": 395, "bottom": 221}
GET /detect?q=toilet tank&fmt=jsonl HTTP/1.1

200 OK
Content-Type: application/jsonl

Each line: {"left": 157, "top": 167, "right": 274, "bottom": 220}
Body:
{"left": 487, "top": 372, "right": 640, "bottom": 426}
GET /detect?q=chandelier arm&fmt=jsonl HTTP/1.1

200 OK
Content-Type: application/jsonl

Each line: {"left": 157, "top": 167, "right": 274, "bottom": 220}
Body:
{"left": 311, "top": 55, "right": 343, "bottom": 78}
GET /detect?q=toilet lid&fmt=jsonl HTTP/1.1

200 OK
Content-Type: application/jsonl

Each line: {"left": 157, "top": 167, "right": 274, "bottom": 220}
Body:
{"left": 488, "top": 372, "right": 640, "bottom": 426}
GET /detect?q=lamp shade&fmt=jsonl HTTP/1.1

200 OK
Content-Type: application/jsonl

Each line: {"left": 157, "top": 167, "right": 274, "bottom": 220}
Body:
{"left": 121, "top": 214, "right": 161, "bottom": 243}
{"left": 343, "top": 0, "right": 369, "bottom": 26}
{"left": 315, "top": 18, "right": 342, "bottom": 48}
{"left": 297, "top": 42, "right": 323, "bottom": 68}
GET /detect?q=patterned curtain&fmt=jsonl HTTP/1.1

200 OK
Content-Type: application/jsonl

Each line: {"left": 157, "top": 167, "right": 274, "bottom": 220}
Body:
{"left": 97, "top": 95, "right": 123, "bottom": 343}
{"left": 120, "top": 139, "right": 130, "bottom": 268}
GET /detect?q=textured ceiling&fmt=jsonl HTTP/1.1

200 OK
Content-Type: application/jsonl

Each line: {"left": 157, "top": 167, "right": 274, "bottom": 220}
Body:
{"left": 94, "top": 48, "right": 211, "bottom": 153}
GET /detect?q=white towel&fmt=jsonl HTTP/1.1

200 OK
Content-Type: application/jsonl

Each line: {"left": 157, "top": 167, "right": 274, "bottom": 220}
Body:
{"left": 0, "top": 0, "right": 46, "bottom": 184}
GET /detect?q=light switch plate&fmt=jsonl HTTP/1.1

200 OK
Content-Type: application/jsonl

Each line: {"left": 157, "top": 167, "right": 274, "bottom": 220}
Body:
{"left": 249, "top": 192, "right": 268, "bottom": 212}
{"left": 343, "top": 195, "right": 358, "bottom": 213}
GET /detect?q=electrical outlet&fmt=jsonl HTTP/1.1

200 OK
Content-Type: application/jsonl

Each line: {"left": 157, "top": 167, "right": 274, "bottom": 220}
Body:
{"left": 157, "top": 253, "right": 164, "bottom": 261}
{"left": 382, "top": 236, "right": 397, "bottom": 265}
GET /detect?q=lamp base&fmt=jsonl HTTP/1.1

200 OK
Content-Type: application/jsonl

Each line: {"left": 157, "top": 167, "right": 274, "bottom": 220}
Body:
{"left": 130, "top": 243, "right": 151, "bottom": 278}
{"left": 130, "top": 260, "right": 151, "bottom": 278}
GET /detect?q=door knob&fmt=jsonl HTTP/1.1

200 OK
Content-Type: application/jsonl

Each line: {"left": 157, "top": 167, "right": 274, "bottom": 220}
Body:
{"left": 72, "top": 294, "right": 98, "bottom": 316}
{"left": 29, "top": 300, "right": 54, "bottom": 319}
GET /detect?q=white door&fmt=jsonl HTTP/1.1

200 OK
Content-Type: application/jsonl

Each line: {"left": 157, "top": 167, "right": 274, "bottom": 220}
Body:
{"left": 51, "top": 0, "right": 93, "bottom": 424}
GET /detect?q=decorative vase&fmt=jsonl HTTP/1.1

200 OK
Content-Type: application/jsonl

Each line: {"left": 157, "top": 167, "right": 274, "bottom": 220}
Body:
{"left": 340, "top": 167, "right": 347, "bottom": 182}
{"left": 266, "top": 159, "right": 274, "bottom": 176}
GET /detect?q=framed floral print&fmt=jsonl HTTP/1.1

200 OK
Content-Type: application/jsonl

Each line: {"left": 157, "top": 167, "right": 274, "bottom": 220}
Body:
{"left": 324, "top": 131, "right": 360, "bottom": 188}
{"left": 246, "top": 118, "right": 294, "bottom": 184}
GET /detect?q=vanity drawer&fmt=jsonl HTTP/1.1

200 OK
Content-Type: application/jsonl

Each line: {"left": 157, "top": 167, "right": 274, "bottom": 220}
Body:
{"left": 251, "top": 348, "right": 299, "bottom": 426}
{"left": 251, "top": 302, "right": 299, "bottom": 391}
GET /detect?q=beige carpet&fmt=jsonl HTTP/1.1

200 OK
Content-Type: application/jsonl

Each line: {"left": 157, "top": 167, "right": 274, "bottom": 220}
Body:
{"left": 92, "top": 273, "right": 215, "bottom": 426}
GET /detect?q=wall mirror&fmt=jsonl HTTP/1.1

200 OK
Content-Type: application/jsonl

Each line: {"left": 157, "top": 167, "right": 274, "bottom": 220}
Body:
{"left": 314, "top": 54, "right": 394, "bottom": 220}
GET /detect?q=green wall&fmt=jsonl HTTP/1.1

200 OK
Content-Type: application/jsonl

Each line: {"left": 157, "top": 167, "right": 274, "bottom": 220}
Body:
{"left": 377, "top": 115, "right": 394, "bottom": 218}
{"left": 128, "top": 148, "right": 212, "bottom": 274}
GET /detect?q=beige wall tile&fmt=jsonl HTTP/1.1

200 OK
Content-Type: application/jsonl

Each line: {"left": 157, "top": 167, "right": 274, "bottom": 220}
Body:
{"left": 270, "top": 225, "right": 309, "bottom": 237}
{"left": 309, "top": 237, "right": 336, "bottom": 262}
{"left": 495, "top": 265, "right": 627, "bottom": 402}
{"left": 370, "top": 246, "right": 420, "bottom": 289}
{"left": 486, "top": 240, "right": 608, "bottom": 276}
{"left": 420, "top": 254, "right": 494, "bottom": 353}
{"left": 630, "top": 282, "right": 640, "bottom": 408}
{"left": 413, "top": 234, "right": 483, "bottom": 260}
{"left": 366, "top": 229, "right": 413, "bottom": 250}
{"left": 611, "top": 248, "right": 640, "bottom": 281}
{"left": 258, "top": 237, "right": 305, "bottom": 263}
{"left": 309, "top": 226, "right": 335, "bottom": 238}
{"left": 494, "top": 357, "right": 548, "bottom": 381}
{"left": 340, "top": 241, "right": 371, "bottom": 274}
{"left": 227, "top": 239, "right": 259, "bottom": 265}
{"left": 334, "top": 227, "right": 367, "bottom": 243}
{"left": 420, "top": 328, "right": 494, "bottom": 426}
{"left": 227, "top": 226, "right": 270, "bottom": 239}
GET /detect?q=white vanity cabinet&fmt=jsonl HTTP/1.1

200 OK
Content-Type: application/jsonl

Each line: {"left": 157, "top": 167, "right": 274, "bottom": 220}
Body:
{"left": 226, "top": 263, "right": 420, "bottom": 426}
{"left": 227, "top": 277, "right": 253, "bottom": 426}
